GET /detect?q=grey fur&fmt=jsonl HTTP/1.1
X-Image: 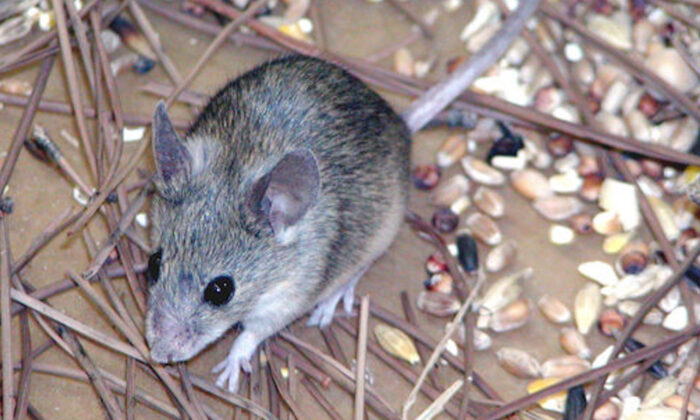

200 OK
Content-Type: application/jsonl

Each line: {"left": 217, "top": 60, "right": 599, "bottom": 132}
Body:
{"left": 145, "top": 55, "right": 410, "bottom": 368}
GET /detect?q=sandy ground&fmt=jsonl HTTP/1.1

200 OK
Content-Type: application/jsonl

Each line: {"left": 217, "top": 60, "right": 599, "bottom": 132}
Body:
{"left": 0, "top": 1, "right": 667, "bottom": 419}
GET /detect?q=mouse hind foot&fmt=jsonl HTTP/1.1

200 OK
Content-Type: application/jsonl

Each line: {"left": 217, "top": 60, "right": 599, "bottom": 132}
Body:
{"left": 306, "top": 264, "right": 369, "bottom": 328}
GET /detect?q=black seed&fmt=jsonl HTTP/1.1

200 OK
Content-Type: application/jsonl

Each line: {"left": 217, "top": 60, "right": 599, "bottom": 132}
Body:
{"left": 486, "top": 121, "right": 524, "bottom": 163}
{"left": 146, "top": 249, "right": 162, "bottom": 285}
{"left": 563, "top": 385, "right": 587, "bottom": 420}
{"left": 456, "top": 233, "right": 478, "bottom": 272}
{"left": 624, "top": 337, "right": 668, "bottom": 379}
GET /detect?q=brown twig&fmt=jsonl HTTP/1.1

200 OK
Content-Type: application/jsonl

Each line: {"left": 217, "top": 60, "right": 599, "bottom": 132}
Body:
{"left": 51, "top": 0, "right": 99, "bottom": 181}
{"left": 14, "top": 310, "right": 32, "bottom": 420}
{"left": 125, "top": 357, "right": 137, "bottom": 420}
{"left": 265, "top": 346, "right": 310, "bottom": 420}
{"left": 1, "top": 218, "right": 14, "bottom": 420}
{"left": 301, "top": 376, "right": 344, "bottom": 420}
{"left": 0, "top": 55, "right": 56, "bottom": 193}
{"left": 320, "top": 326, "right": 348, "bottom": 367}
{"left": 59, "top": 327, "right": 126, "bottom": 420}
{"left": 287, "top": 354, "right": 296, "bottom": 420}
{"left": 0, "top": 92, "right": 190, "bottom": 129}
{"left": 355, "top": 294, "right": 370, "bottom": 420}
{"left": 63, "top": 0, "right": 96, "bottom": 92}
{"left": 177, "top": 363, "right": 209, "bottom": 420}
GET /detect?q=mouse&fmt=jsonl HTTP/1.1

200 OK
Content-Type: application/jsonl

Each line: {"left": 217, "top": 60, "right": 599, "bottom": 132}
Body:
{"left": 144, "top": 55, "right": 411, "bottom": 392}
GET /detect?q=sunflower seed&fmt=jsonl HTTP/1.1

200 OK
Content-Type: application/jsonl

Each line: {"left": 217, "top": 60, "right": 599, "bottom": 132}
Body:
{"left": 417, "top": 290, "right": 460, "bottom": 317}
{"left": 541, "top": 355, "right": 590, "bottom": 378}
{"left": 461, "top": 156, "right": 506, "bottom": 186}
{"left": 374, "top": 324, "right": 420, "bottom": 365}
{"left": 641, "top": 377, "right": 678, "bottom": 409}
{"left": 578, "top": 261, "right": 619, "bottom": 287}
{"left": 474, "top": 186, "right": 505, "bottom": 218}
{"left": 511, "top": 168, "right": 553, "bottom": 199}
{"left": 431, "top": 174, "right": 470, "bottom": 207}
{"left": 479, "top": 268, "right": 532, "bottom": 313}
{"left": 489, "top": 298, "right": 531, "bottom": 332}
{"left": 574, "top": 283, "right": 602, "bottom": 334}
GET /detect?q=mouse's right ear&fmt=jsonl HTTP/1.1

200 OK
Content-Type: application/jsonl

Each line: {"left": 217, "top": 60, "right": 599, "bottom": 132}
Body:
{"left": 153, "top": 101, "right": 190, "bottom": 183}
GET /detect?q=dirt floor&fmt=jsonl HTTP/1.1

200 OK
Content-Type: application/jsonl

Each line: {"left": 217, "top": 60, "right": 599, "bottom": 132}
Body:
{"left": 0, "top": 1, "right": 670, "bottom": 419}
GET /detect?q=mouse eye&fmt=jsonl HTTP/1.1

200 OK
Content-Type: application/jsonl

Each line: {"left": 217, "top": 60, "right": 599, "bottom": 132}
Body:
{"left": 203, "top": 276, "right": 235, "bottom": 306}
{"left": 147, "top": 249, "right": 162, "bottom": 285}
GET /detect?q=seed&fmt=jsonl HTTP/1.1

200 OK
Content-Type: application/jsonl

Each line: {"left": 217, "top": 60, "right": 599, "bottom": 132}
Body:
{"left": 662, "top": 306, "right": 688, "bottom": 331}
{"left": 495, "top": 347, "right": 541, "bottom": 378}
{"left": 541, "top": 355, "right": 590, "bottom": 378}
{"left": 569, "top": 213, "right": 593, "bottom": 234}
{"left": 547, "top": 134, "right": 574, "bottom": 157}
{"left": 473, "top": 329, "right": 492, "bottom": 351}
{"left": 642, "top": 377, "right": 678, "bottom": 409}
{"left": 393, "top": 47, "right": 414, "bottom": 77}
{"left": 593, "top": 401, "right": 620, "bottom": 420}
{"left": 416, "top": 290, "right": 460, "bottom": 317}
{"left": 485, "top": 240, "right": 518, "bottom": 273}
{"left": 550, "top": 170, "right": 583, "bottom": 194}
{"left": 638, "top": 92, "right": 660, "bottom": 118}
{"left": 431, "top": 174, "right": 470, "bottom": 207}
{"left": 511, "top": 168, "right": 553, "bottom": 200}
{"left": 456, "top": 232, "right": 479, "bottom": 272}
{"left": 624, "top": 337, "right": 668, "bottom": 379}
{"left": 550, "top": 224, "right": 576, "bottom": 245}
{"left": 663, "top": 395, "right": 698, "bottom": 414}
{"left": 592, "top": 211, "right": 622, "bottom": 235}
{"left": 480, "top": 268, "right": 532, "bottom": 313}
{"left": 465, "top": 212, "right": 502, "bottom": 245}
{"left": 450, "top": 196, "right": 472, "bottom": 215}
{"left": 580, "top": 174, "right": 603, "bottom": 202}
{"left": 411, "top": 164, "right": 441, "bottom": 190}
{"left": 474, "top": 186, "right": 505, "bottom": 218}
{"left": 648, "top": 196, "right": 681, "bottom": 241}
{"left": 658, "top": 286, "right": 680, "bottom": 313}
{"left": 602, "top": 232, "right": 634, "bottom": 254}
{"left": 538, "top": 295, "right": 572, "bottom": 324}
{"left": 554, "top": 153, "right": 581, "bottom": 174}
{"left": 559, "top": 328, "right": 591, "bottom": 359}
{"left": 534, "top": 196, "right": 584, "bottom": 221}
{"left": 641, "top": 159, "right": 663, "bottom": 180}
{"left": 527, "top": 378, "right": 567, "bottom": 413}
{"left": 643, "top": 308, "right": 664, "bottom": 325}
{"left": 425, "top": 252, "right": 448, "bottom": 275}
{"left": 578, "top": 155, "right": 601, "bottom": 177}
{"left": 437, "top": 134, "right": 468, "bottom": 168}
{"left": 424, "top": 272, "right": 453, "bottom": 294}
{"left": 461, "top": 156, "right": 506, "bottom": 186}
{"left": 489, "top": 298, "right": 531, "bottom": 332}
{"left": 374, "top": 324, "right": 420, "bottom": 364}
{"left": 0, "top": 79, "right": 32, "bottom": 96}
{"left": 616, "top": 251, "right": 648, "bottom": 275}
{"left": 431, "top": 207, "right": 459, "bottom": 233}
{"left": 563, "top": 385, "right": 587, "bottom": 420}
{"left": 578, "top": 261, "right": 619, "bottom": 287}
{"left": 599, "top": 178, "right": 640, "bottom": 231}
{"left": 575, "top": 283, "right": 602, "bottom": 335}
{"left": 598, "top": 308, "right": 625, "bottom": 336}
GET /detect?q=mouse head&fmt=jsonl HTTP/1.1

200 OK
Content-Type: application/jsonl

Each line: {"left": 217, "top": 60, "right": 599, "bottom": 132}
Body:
{"left": 145, "top": 101, "right": 320, "bottom": 363}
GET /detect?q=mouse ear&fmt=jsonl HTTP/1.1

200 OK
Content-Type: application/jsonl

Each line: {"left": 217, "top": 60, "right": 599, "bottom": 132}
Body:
{"left": 153, "top": 101, "right": 190, "bottom": 183}
{"left": 251, "top": 149, "right": 320, "bottom": 242}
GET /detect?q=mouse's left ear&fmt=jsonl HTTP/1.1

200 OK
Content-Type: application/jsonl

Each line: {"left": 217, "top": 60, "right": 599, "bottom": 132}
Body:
{"left": 249, "top": 149, "right": 320, "bottom": 243}
{"left": 153, "top": 101, "right": 190, "bottom": 183}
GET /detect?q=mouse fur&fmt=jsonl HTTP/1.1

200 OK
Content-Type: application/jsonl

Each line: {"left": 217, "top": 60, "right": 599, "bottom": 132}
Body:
{"left": 145, "top": 55, "right": 410, "bottom": 391}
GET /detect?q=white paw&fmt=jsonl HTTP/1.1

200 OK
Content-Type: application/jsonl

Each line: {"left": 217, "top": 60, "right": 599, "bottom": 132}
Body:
{"left": 212, "top": 352, "right": 251, "bottom": 393}
{"left": 307, "top": 299, "right": 338, "bottom": 328}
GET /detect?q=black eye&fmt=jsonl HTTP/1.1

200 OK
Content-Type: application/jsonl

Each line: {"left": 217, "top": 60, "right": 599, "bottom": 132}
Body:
{"left": 147, "top": 249, "right": 162, "bottom": 285}
{"left": 203, "top": 276, "right": 235, "bottom": 306}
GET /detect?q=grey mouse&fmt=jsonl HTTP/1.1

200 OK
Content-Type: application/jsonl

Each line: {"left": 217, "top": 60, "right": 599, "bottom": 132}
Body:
{"left": 145, "top": 55, "right": 411, "bottom": 392}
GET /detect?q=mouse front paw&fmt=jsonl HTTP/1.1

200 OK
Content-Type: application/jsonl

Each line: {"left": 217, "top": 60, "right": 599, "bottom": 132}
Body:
{"left": 212, "top": 353, "right": 250, "bottom": 393}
